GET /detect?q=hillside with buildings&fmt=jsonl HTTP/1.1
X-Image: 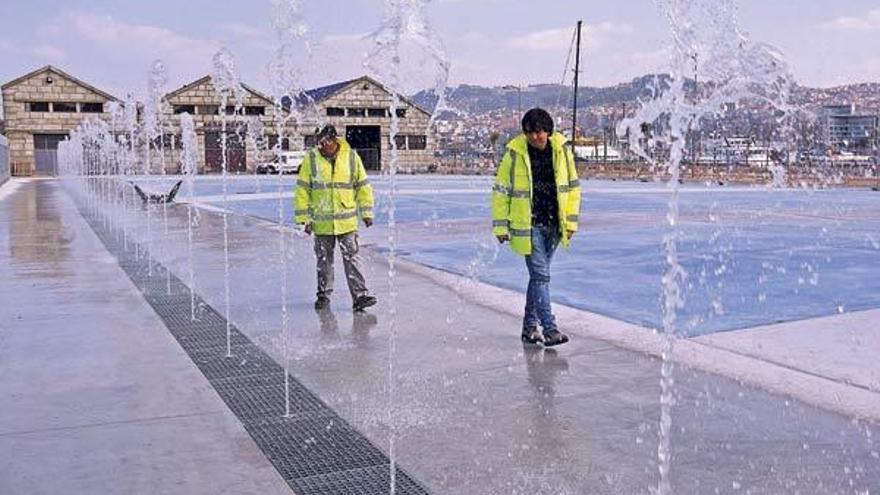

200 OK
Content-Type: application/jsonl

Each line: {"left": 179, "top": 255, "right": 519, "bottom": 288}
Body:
{"left": 417, "top": 76, "right": 879, "bottom": 179}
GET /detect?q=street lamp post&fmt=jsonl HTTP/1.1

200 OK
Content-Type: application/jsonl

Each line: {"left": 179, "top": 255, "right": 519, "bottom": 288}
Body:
{"left": 501, "top": 85, "right": 522, "bottom": 114}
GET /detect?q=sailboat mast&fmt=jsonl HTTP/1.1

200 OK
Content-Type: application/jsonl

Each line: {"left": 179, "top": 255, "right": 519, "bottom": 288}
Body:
{"left": 571, "top": 20, "right": 582, "bottom": 141}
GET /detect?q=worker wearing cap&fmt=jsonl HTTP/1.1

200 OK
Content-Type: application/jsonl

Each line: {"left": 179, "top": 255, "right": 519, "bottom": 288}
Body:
{"left": 294, "top": 125, "right": 377, "bottom": 312}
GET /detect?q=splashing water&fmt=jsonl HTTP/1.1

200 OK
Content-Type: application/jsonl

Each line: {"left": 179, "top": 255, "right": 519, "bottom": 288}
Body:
{"left": 269, "top": 0, "right": 313, "bottom": 418}
{"left": 365, "top": 0, "right": 450, "bottom": 491}
{"left": 148, "top": 60, "right": 173, "bottom": 294}
{"left": 180, "top": 113, "right": 200, "bottom": 321}
{"left": 123, "top": 93, "right": 139, "bottom": 257}
{"left": 618, "top": 2, "right": 795, "bottom": 493}
{"left": 212, "top": 47, "right": 244, "bottom": 358}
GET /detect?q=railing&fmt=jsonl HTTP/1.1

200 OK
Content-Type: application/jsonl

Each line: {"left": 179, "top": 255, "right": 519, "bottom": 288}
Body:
{"left": 0, "top": 135, "right": 9, "bottom": 184}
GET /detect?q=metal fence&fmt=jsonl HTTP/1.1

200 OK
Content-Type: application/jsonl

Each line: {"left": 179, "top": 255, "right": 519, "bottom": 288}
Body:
{"left": 0, "top": 135, "right": 9, "bottom": 186}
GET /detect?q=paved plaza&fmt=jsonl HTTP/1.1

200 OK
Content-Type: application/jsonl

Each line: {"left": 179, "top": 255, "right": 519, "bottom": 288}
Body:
{"left": 1, "top": 178, "right": 879, "bottom": 494}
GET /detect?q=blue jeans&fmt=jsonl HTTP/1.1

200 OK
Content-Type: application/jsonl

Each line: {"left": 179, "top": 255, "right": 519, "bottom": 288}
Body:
{"left": 524, "top": 225, "right": 560, "bottom": 334}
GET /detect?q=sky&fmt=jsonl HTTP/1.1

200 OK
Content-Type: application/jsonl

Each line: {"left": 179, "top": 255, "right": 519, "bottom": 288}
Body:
{"left": 1, "top": 0, "right": 879, "bottom": 101}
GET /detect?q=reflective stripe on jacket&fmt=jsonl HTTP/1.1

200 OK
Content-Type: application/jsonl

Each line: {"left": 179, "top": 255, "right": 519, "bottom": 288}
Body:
{"left": 491, "top": 132, "right": 581, "bottom": 256}
{"left": 294, "top": 138, "right": 374, "bottom": 235}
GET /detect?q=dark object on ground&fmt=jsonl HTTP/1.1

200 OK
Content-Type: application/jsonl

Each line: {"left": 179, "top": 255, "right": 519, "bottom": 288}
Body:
{"left": 353, "top": 294, "right": 377, "bottom": 312}
{"left": 521, "top": 327, "right": 543, "bottom": 344}
{"left": 543, "top": 330, "right": 569, "bottom": 347}
{"left": 132, "top": 180, "right": 183, "bottom": 204}
{"left": 314, "top": 295, "right": 330, "bottom": 310}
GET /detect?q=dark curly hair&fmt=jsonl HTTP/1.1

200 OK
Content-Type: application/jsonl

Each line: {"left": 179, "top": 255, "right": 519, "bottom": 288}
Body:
{"left": 521, "top": 107, "right": 554, "bottom": 134}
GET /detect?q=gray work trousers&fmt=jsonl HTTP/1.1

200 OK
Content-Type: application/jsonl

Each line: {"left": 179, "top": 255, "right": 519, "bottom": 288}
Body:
{"left": 314, "top": 232, "right": 368, "bottom": 300}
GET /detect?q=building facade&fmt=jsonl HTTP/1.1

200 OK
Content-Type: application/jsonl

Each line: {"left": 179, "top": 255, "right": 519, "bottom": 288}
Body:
{"left": 2, "top": 67, "right": 436, "bottom": 176}
{"left": 821, "top": 104, "right": 878, "bottom": 153}
{"left": 1, "top": 66, "right": 117, "bottom": 176}
{"left": 159, "top": 76, "right": 282, "bottom": 174}
{"left": 293, "top": 76, "right": 435, "bottom": 172}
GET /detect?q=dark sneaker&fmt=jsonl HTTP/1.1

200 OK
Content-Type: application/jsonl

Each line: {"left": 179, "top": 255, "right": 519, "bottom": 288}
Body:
{"left": 314, "top": 295, "right": 330, "bottom": 310}
{"left": 543, "top": 330, "right": 569, "bottom": 347}
{"left": 521, "top": 326, "right": 543, "bottom": 344}
{"left": 353, "top": 294, "right": 377, "bottom": 312}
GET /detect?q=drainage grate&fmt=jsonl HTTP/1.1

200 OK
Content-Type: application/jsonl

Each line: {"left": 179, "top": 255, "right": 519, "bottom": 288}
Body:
{"left": 290, "top": 465, "right": 431, "bottom": 495}
{"left": 81, "top": 210, "right": 430, "bottom": 495}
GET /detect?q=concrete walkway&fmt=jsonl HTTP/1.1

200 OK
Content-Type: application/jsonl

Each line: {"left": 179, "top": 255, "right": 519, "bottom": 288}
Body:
{"left": 2, "top": 178, "right": 879, "bottom": 494}
{"left": 0, "top": 179, "right": 290, "bottom": 494}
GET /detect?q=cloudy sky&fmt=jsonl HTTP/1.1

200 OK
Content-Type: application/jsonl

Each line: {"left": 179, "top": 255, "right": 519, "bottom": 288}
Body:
{"left": 1, "top": 0, "right": 879, "bottom": 100}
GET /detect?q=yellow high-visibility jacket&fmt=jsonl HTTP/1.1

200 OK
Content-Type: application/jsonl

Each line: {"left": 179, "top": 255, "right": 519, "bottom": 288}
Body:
{"left": 294, "top": 138, "right": 373, "bottom": 235}
{"left": 491, "top": 132, "right": 581, "bottom": 255}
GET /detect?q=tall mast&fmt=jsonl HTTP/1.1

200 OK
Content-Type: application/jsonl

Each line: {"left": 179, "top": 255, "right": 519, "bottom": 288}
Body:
{"left": 571, "top": 20, "right": 582, "bottom": 141}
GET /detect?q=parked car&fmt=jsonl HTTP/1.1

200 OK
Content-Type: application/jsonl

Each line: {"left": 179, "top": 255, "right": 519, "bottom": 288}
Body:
{"left": 256, "top": 150, "right": 306, "bottom": 174}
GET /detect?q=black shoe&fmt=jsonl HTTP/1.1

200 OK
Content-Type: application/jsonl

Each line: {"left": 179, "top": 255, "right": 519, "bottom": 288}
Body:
{"left": 543, "top": 330, "right": 569, "bottom": 347}
{"left": 353, "top": 294, "right": 377, "bottom": 312}
{"left": 314, "top": 295, "right": 330, "bottom": 310}
{"left": 521, "top": 326, "right": 543, "bottom": 344}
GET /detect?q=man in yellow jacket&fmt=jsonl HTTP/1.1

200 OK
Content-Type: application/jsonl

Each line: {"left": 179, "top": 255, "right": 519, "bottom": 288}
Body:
{"left": 491, "top": 108, "right": 581, "bottom": 346}
{"left": 294, "top": 125, "right": 377, "bottom": 311}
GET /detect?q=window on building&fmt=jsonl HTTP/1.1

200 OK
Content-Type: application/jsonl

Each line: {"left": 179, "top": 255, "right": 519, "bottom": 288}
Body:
{"left": 367, "top": 108, "right": 387, "bottom": 117}
{"left": 267, "top": 135, "right": 291, "bottom": 151}
{"left": 395, "top": 108, "right": 407, "bottom": 118}
{"left": 304, "top": 135, "right": 319, "bottom": 148}
{"left": 408, "top": 135, "right": 427, "bottom": 150}
{"left": 393, "top": 135, "right": 407, "bottom": 149}
{"left": 34, "top": 134, "right": 68, "bottom": 150}
{"left": 245, "top": 106, "right": 265, "bottom": 116}
{"left": 198, "top": 105, "right": 219, "bottom": 115}
{"left": 225, "top": 105, "right": 240, "bottom": 115}
{"left": 27, "top": 102, "right": 50, "bottom": 112}
{"left": 52, "top": 102, "right": 77, "bottom": 113}
{"left": 347, "top": 108, "right": 366, "bottom": 117}
{"left": 326, "top": 107, "right": 344, "bottom": 116}
{"left": 173, "top": 104, "right": 196, "bottom": 114}
{"left": 149, "top": 134, "right": 183, "bottom": 150}
{"left": 165, "top": 134, "right": 184, "bottom": 150}
{"left": 81, "top": 102, "right": 104, "bottom": 113}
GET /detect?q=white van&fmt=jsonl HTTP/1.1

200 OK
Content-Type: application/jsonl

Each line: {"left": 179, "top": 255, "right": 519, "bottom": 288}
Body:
{"left": 257, "top": 150, "right": 306, "bottom": 174}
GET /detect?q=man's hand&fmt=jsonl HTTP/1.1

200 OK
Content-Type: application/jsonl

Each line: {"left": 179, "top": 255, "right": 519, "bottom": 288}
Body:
{"left": 566, "top": 230, "right": 575, "bottom": 241}
{"left": 363, "top": 217, "right": 373, "bottom": 228}
{"left": 303, "top": 222, "right": 313, "bottom": 235}
{"left": 496, "top": 234, "right": 509, "bottom": 244}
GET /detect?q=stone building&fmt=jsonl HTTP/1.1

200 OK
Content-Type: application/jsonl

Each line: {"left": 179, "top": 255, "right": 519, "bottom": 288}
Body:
{"left": 292, "top": 76, "right": 435, "bottom": 172}
{"left": 158, "top": 75, "right": 282, "bottom": 174}
{"left": 1, "top": 66, "right": 436, "bottom": 176}
{"left": 1, "top": 65, "right": 118, "bottom": 176}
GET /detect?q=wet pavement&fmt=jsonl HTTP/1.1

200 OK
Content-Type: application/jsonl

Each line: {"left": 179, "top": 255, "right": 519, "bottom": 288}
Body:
{"left": 0, "top": 180, "right": 290, "bottom": 495}
{"left": 1, "top": 178, "right": 879, "bottom": 494}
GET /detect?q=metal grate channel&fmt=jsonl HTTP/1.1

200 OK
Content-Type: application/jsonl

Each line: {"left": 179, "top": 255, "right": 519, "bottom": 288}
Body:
{"left": 290, "top": 465, "right": 431, "bottom": 495}
{"left": 80, "top": 210, "right": 430, "bottom": 495}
